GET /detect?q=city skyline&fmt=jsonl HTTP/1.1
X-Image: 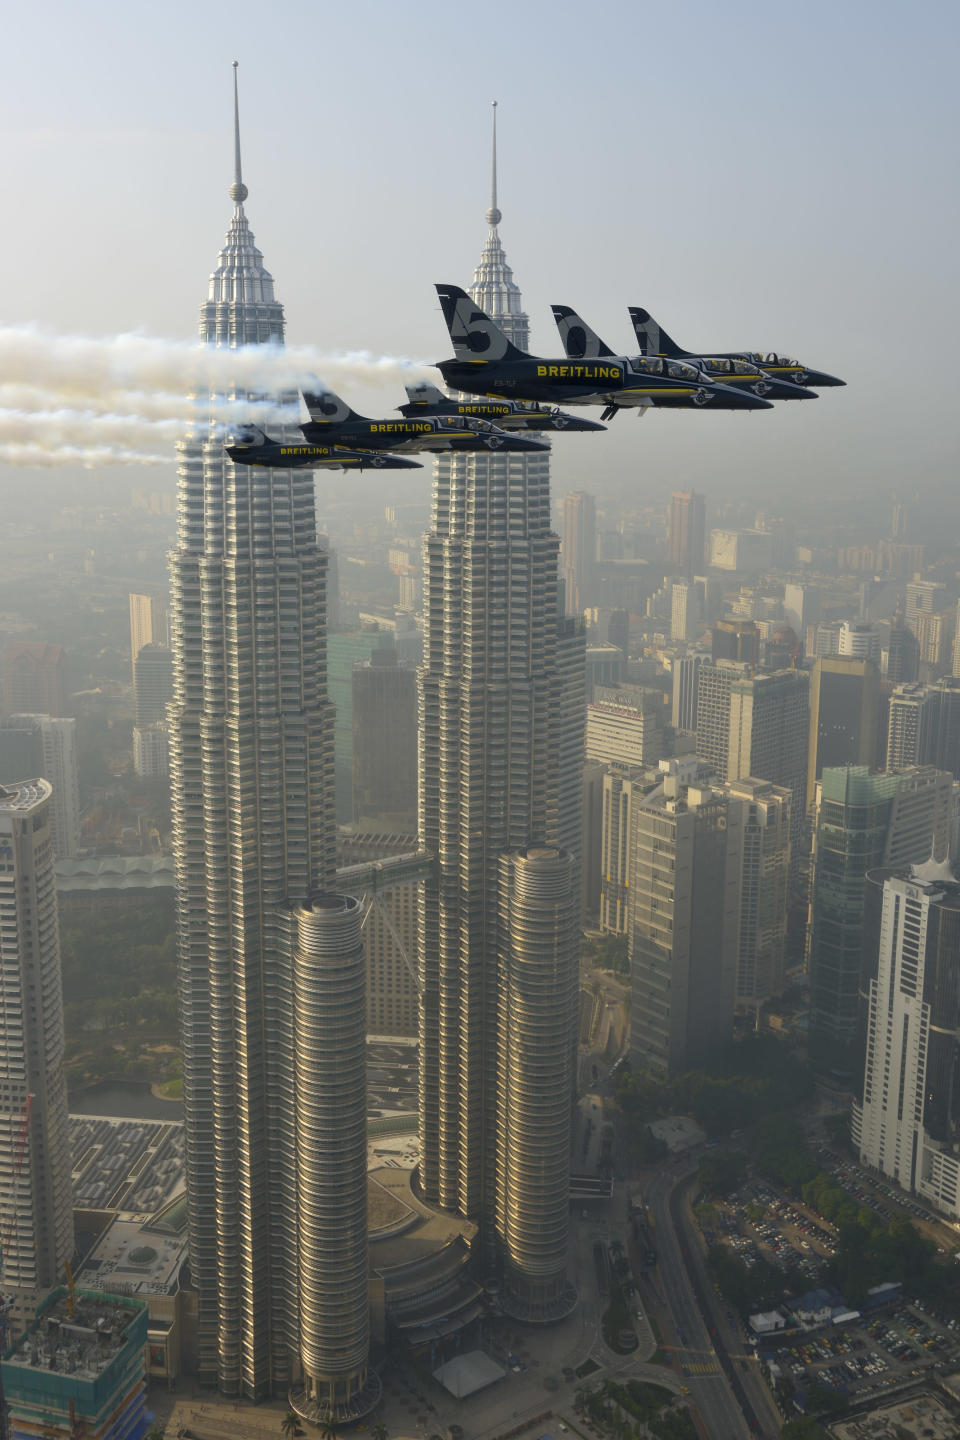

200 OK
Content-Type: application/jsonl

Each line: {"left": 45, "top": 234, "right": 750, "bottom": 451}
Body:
{"left": 0, "top": 3, "right": 957, "bottom": 511}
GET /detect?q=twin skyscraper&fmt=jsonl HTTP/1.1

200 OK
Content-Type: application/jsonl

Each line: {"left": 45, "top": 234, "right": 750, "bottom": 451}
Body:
{"left": 168, "top": 74, "right": 583, "bottom": 1416}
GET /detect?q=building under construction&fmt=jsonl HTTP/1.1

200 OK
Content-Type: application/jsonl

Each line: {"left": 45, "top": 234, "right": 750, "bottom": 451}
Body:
{"left": 1, "top": 1287, "right": 149, "bottom": 1440}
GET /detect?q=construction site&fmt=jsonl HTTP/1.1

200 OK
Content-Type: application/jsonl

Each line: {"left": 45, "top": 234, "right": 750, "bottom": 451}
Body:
{"left": 1, "top": 1286, "right": 149, "bottom": 1439}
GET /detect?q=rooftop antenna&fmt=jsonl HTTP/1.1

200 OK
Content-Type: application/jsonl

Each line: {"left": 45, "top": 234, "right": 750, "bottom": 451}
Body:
{"left": 229, "top": 61, "right": 248, "bottom": 207}
{"left": 485, "top": 100, "right": 501, "bottom": 227}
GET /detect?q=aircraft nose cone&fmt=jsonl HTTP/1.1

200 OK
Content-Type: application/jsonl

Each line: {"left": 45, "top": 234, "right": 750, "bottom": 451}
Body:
{"left": 723, "top": 385, "right": 774, "bottom": 410}
{"left": 566, "top": 416, "right": 608, "bottom": 431}
{"left": 816, "top": 373, "right": 846, "bottom": 386}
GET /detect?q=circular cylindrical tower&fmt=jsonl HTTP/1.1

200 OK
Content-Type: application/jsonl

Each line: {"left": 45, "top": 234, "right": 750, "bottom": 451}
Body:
{"left": 497, "top": 847, "right": 579, "bottom": 1322}
{"left": 288, "top": 894, "right": 380, "bottom": 1424}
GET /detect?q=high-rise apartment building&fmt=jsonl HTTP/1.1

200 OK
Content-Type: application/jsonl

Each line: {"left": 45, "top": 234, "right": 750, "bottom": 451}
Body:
{"left": 630, "top": 762, "right": 743, "bottom": 1074}
{"left": 905, "top": 580, "right": 946, "bottom": 629}
{"left": 886, "top": 684, "right": 939, "bottom": 770}
{"left": 167, "top": 78, "right": 375, "bottom": 1417}
{"left": 668, "top": 490, "right": 705, "bottom": 576}
{"left": 133, "top": 642, "right": 173, "bottom": 727}
{"left": 0, "top": 781, "right": 74, "bottom": 1317}
{"left": 0, "top": 714, "right": 81, "bottom": 857}
{"left": 806, "top": 655, "right": 880, "bottom": 812}
{"left": 129, "top": 593, "right": 168, "bottom": 681}
{"left": 838, "top": 621, "right": 881, "bottom": 662}
{"left": 1, "top": 643, "right": 67, "bottom": 719}
{"left": 418, "top": 134, "right": 583, "bottom": 1321}
{"left": 853, "top": 860, "right": 960, "bottom": 1216}
{"left": 561, "top": 490, "right": 596, "bottom": 614}
{"left": 807, "top": 765, "right": 953, "bottom": 1083}
{"left": 914, "top": 608, "right": 954, "bottom": 680}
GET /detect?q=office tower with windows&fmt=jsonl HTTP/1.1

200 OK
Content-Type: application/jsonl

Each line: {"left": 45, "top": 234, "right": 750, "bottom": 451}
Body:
{"left": 129, "top": 593, "right": 168, "bottom": 681}
{"left": 0, "top": 780, "right": 74, "bottom": 1317}
{"left": 561, "top": 490, "right": 596, "bottom": 614}
{"left": 853, "top": 859, "right": 960, "bottom": 1216}
{"left": 418, "top": 116, "right": 583, "bottom": 1321}
{"left": 806, "top": 656, "right": 880, "bottom": 812}
{"left": 352, "top": 652, "right": 417, "bottom": 832}
{"left": 727, "top": 777, "right": 791, "bottom": 1006}
{"left": 711, "top": 619, "right": 758, "bottom": 664}
{"left": 630, "top": 763, "right": 743, "bottom": 1074}
{"left": 807, "top": 765, "right": 953, "bottom": 1083}
{"left": 671, "top": 652, "right": 702, "bottom": 733}
{"left": 0, "top": 714, "right": 81, "bottom": 857}
{"left": 587, "top": 693, "right": 664, "bottom": 770}
{"left": 669, "top": 490, "right": 705, "bottom": 576}
{"left": 168, "top": 73, "right": 375, "bottom": 1416}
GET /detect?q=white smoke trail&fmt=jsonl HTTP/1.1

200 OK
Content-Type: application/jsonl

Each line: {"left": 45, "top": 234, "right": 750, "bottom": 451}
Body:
{"left": 0, "top": 323, "right": 433, "bottom": 466}
{"left": 0, "top": 325, "right": 430, "bottom": 405}
{"left": 0, "top": 443, "right": 169, "bottom": 469}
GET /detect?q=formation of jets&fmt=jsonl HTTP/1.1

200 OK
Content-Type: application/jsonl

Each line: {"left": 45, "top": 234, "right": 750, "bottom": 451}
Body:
{"left": 226, "top": 285, "right": 843, "bottom": 469}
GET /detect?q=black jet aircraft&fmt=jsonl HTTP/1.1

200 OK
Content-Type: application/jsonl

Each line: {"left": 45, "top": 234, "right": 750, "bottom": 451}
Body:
{"left": 399, "top": 380, "right": 606, "bottom": 432}
{"left": 628, "top": 307, "right": 845, "bottom": 389}
{"left": 226, "top": 428, "right": 422, "bottom": 472}
{"left": 552, "top": 306, "right": 817, "bottom": 403}
{"left": 300, "top": 386, "right": 548, "bottom": 454}
{"left": 434, "top": 284, "right": 772, "bottom": 420}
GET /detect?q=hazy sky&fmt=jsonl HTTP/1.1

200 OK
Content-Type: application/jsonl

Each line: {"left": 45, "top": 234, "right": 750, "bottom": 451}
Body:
{"left": 1, "top": 0, "right": 957, "bottom": 518}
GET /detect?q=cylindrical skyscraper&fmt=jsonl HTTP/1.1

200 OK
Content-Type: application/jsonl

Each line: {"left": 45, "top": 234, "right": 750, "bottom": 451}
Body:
{"left": 290, "top": 895, "right": 378, "bottom": 1423}
{"left": 418, "top": 107, "right": 583, "bottom": 1311}
{"left": 497, "top": 848, "right": 579, "bottom": 1319}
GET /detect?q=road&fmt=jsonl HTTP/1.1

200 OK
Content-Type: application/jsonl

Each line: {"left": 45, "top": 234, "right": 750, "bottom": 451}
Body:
{"left": 644, "top": 1157, "right": 781, "bottom": 1438}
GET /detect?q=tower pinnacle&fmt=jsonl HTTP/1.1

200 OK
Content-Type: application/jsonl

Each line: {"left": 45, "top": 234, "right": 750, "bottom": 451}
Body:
{"left": 485, "top": 99, "right": 501, "bottom": 227}
{"left": 229, "top": 60, "right": 249, "bottom": 207}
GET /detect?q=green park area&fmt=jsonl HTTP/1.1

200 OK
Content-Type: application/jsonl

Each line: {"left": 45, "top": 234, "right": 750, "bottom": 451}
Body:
{"left": 59, "top": 893, "right": 181, "bottom": 1096}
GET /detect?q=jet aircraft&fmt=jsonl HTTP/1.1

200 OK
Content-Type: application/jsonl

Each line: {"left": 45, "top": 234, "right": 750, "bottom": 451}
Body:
{"left": 434, "top": 284, "right": 772, "bottom": 419}
{"left": 552, "top": 306, "right": 817, "bottom": 403}
{"left": 628, "top": 307, "right": 845, "bottom": 389}
{"left": 300, "top": 387, "right": 548, "bottom": 454}
{"left": 226, "top": 429, "right": 422, "bottom": 471}
{"left": 398, "top": 380, "right": 606, "bottom": 432}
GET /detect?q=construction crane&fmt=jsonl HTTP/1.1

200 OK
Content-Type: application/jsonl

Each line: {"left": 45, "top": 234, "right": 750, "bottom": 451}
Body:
{"left": 0, "top": 1094, "right": 35, "bottom": 1440}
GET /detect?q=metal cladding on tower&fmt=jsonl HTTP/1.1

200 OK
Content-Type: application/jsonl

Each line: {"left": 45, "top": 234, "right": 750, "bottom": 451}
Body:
{"left": 169, "top": 64, "right": 378, "bottom": 1419}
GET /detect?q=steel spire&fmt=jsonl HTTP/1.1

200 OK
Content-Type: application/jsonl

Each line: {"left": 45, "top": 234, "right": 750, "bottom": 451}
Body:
{"left": 229, "top": 60, "right": 248, "bottom": 207}
{"left": 485, "top": 99, "right": 501, "bottom": 227}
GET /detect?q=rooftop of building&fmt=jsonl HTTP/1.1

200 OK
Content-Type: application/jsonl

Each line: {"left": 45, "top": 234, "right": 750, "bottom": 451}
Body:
{"left": 74, "top": 1215, "right": 186, "bottom": 1298}
{"left": 0, "top": 776, "right": 52, "bottom": 813}
{"left": 5, "top": 1287, "right": 146, "bottom": 1381}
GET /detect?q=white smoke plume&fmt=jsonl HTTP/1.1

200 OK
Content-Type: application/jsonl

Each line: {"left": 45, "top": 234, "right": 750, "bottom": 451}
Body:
{"left": 0, "top": 323, "right": 433, "bottom": 467}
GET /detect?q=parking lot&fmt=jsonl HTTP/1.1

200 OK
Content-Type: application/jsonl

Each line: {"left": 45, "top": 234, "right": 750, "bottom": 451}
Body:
{"left": 770, "top": 1300, "right": 960, "bottom": 1404}
{"left": 704, "top": 1182, "right": 837, "bottom": 1285}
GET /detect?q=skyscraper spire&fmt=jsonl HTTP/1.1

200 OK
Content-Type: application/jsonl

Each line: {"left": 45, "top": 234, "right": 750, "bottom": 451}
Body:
{"left": 230, "top": 60, "right": 248, "bottom": 208}
{"left": 486, "top": 100, "right": 501, "bottom": 227}
{"left": 471, "top": 101, "right": 524, "bottom": 341}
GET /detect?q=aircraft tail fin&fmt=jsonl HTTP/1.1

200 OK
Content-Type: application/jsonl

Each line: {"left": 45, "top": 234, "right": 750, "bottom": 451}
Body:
{"left": 236, "top": 423, "right": 271, "bottom": 445}
{"left": 551, "top": 305, "right": 616, "bottom": 359}
{"left": 404, "top": 379, "right": 448, "bottom": 406}
{"left": 301, "top": 387, "right": 366, "bottom": 425}
{"left": 435, "top": 284, "right": 530, "bottom": 362}
{"left": 627, "top": 307, "right": 689, "bottom": 358}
